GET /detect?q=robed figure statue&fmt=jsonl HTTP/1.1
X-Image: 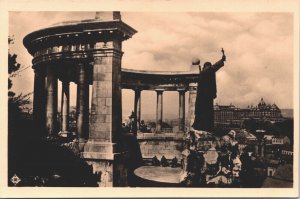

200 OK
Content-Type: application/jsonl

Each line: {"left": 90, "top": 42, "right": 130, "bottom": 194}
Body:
{"left": 192, "top": 49, "right": 226, "bottom": 132}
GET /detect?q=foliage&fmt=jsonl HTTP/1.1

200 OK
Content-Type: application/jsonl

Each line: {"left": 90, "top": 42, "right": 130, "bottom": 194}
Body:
{"left": 8, "top": 36, "right": 99, "bottom": 187}
{"left": 8, "top": 36, "right": 31, "bottom": 118}
{"left": 9, "top": 127, "right": 99, "bottom": 187}
{"left": 243, "top": 118, "right": 294, "bottom": 143}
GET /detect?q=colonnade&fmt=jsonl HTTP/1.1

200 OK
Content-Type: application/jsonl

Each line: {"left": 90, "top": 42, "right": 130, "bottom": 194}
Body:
{"left": 34, "top": 63, "right": 196, "bottom": 137}
{"left": 33, "top": 63, "right": 90, "bottom": 140}
{"left": 132, "top": 88, "right": 187, "bottom": 132}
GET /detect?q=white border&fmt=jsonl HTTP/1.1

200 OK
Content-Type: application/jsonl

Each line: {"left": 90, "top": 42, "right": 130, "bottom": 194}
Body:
{"left": 0, "top": 0, "right": 299, "bottom": 197}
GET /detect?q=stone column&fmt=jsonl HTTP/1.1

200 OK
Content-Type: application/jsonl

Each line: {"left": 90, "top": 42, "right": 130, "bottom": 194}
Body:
{"left": 76, "top": 84, "right": 80, "bottom": 121}
{"left": 45, "top": 65, "right": 58, "bottom": 136}
{"left": 178, "top": 89, "right": 186, "bottom": 132}
{"left": 33, "top": 67, "right": 46, "bottom": 137}
{"left": 59, "top": 80, "right": 70, "bottom": 137}
{"left": 134, "top": 89, "right": 141, "bottom": 131}
{"left": 82, "top": 11, "right": 136, "bottom": 187}
{"left": 83, "top": 47, "right": 125, "bottom": 187}
{"left": 188, "top": 83, "right": 197, "bottom": 130}
{"left": 255, "top": 144, "right": 259, "bottom": 156}
{"left": 261, "top": 143, "right": 265, "bottom": 157}
{"left": 156, "top": 89, "right": 164, "bottom": 132}
{"left": 76, "top": 63, "right": 89, "bottom": 141}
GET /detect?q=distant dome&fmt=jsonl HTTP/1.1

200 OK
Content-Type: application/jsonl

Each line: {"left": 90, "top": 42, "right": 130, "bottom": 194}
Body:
{"left": 258, "top": 97, "right": 267, "bottom": 109}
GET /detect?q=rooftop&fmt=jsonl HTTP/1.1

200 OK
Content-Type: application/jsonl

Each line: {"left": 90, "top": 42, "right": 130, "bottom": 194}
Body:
{"left": 214, "top": 98, "right": 281, "bottom": 111}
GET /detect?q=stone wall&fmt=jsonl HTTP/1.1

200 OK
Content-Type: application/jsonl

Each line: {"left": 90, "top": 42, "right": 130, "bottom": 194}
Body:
{"left": 86, "top": 156, "right": 127, "bottom": 187}
{"left": 137, "top": 132, "right": 184, "bottom": 160}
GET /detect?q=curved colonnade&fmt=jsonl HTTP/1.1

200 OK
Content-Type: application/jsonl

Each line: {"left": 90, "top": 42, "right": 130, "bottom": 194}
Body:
{"left": 122, "top": 68, "right": 199, "bottom": 132}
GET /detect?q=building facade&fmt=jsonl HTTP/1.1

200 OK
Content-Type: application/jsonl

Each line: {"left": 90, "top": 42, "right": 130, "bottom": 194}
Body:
{"left": 214, "top": 98, "right": 283, "bottom": 128}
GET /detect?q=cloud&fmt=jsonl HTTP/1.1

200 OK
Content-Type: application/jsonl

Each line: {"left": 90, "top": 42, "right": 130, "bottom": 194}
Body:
{"left": 9, "top": 12, "right": 294, "bottom": 119}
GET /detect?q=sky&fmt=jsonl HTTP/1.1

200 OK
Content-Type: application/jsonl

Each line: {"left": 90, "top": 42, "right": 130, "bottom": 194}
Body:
{"left": 8, "top": 11, "right": 294, "bottom": 119}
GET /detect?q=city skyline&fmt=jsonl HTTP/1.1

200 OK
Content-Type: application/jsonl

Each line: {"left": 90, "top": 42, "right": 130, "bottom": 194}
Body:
{"left": 9, "top": 12, "right": 294, "bottom": 119}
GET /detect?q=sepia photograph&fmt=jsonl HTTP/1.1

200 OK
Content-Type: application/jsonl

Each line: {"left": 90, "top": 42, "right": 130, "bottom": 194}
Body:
{"left": 1, "top": 0, "right": 299, "bottom": 197}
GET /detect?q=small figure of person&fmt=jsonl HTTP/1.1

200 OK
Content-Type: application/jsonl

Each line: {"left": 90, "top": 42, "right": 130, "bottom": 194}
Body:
{"left": 122, "top": 122, "right": 130, "bottom": 134}
{"left": 170, "top": 156, "right": 178, "bottom": 168}
{"left": 139, "top": 120, "right": 147, "bottom": 132}
{"left": 161, "top": 155, "right": 169, "bottom": 167}
{"left": 128, "top": 111, "right": 137, "bottom": 135}
{"left": 152, "top": 155, "right": 160, "bottom": 166}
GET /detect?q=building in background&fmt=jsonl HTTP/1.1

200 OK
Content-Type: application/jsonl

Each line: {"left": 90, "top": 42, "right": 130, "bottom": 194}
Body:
{"left": 214, "top": 98, "right": 283, "bottom": 128}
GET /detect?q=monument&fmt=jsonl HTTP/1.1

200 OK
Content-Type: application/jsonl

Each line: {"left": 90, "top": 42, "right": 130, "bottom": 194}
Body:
{"left": 23, "top": 11, "right": 225, "bottom": 187}
{"left": 23, "top": 11, "right": 137, "bottom": 186}
{"left": 192, "top": 49, "right": 226, "bottom": 132}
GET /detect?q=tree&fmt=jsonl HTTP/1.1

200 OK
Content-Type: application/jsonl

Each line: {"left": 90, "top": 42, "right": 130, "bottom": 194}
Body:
{"left": 8, "top": 36, "right": 31, "bottom": 122}
{"left": 8, "top": 37, "right": 99, "bottom": 186}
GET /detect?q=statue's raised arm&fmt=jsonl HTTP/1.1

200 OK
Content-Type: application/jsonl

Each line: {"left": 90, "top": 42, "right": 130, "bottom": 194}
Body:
{"left": 211, "top": 48, "right": 226, "bottom": 72}
{"left": 221, "top": 48, "right": 226, "bottom": 61}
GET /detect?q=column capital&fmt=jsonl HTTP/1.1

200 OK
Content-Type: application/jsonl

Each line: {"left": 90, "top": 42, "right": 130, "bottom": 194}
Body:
{"left": 189, "top": 86, "right": 197, "bottom": 92}
{"left": 59, "top": 71, "right": 71, "bottom": 83}
{"left": 61, "top": 80, "right": 70, "bottom": 85}
{"left": 177, "top": 88, "right": 187, "bottom": 93}
{"left": 189, "top": 83, "right": 197, "bottom": 86}
{"left": 75, "top": 58, "right": 94, "bottom": 67}
{"left": 133, "top": 87, "right": 142, "bottom": 93}
{"left": 33, "top": 66, "right": 46, "bottom": 75}
{"left": 155, "top": 88, "right": 165, "bottom": 93}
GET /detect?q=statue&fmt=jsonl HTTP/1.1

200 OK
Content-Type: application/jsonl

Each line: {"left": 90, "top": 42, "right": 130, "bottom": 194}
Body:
{"left": 128, "top": 111, "right": 137, "bottom": 135}
{"left": 192, "top": 49, "right": 226, "bottom": 132}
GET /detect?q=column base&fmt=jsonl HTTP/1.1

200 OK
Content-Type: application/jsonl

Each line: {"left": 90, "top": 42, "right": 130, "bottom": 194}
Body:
{"left": 82, "top": 141, "right": 128, "bottom": 187}
{"left": 83, "top": 141, "right": 118, "bottom": 158}
{"left": 84, "top": 158, "right": 128, "bottom": 187}
{"left": 66, "top": 138, "right": 88, "bottom": 152}
{"left": 58, "top": 130, "right": 71, "bottom": 138}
